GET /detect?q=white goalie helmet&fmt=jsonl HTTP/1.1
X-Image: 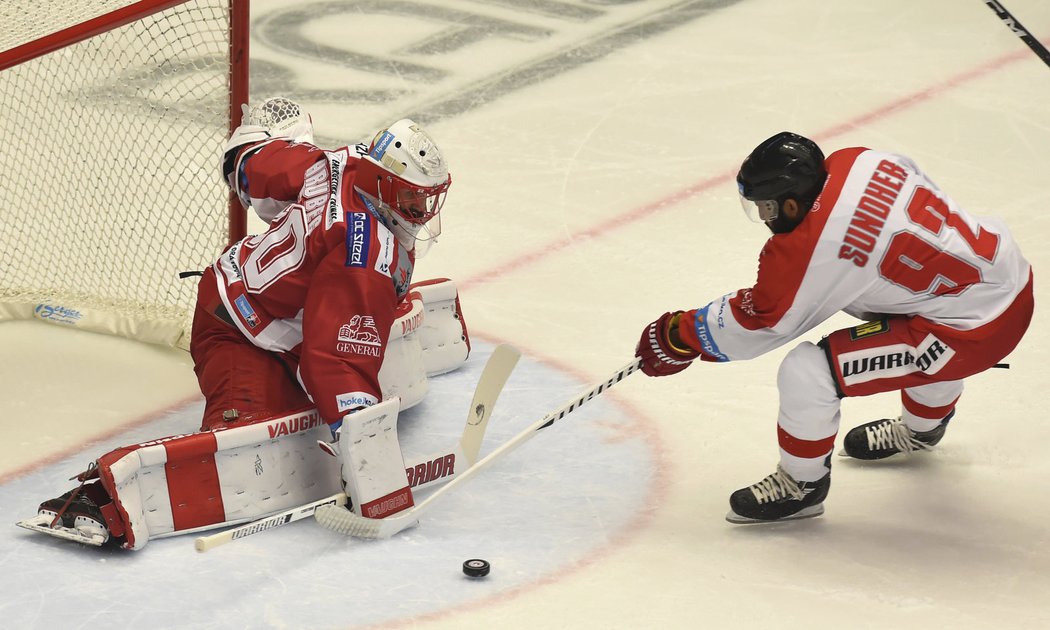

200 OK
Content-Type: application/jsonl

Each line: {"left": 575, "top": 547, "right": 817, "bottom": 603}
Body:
{"left": 355, "top": 119, "right": 451, "bottom": 253}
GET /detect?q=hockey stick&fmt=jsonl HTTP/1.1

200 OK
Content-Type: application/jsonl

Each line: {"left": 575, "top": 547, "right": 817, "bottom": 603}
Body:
{"left": 984, "top": 1, "right": 1050, "bottom": 68}
{"left": 459, "top": 344, "right": 522, "bottom": 465}
{"left": 193, "top": 344, "right": 521, "bottom": 552}
{"left": 193, "top": 493, "right": 347, "bottom": 552}
{"left": 315, "top": 357, "right": 643, "bottom": 539}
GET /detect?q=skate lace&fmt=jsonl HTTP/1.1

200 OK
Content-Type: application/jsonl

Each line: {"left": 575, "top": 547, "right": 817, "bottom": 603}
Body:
{"left": 865, "top": 418, "right": 930, "bottom": 453}
{"left": 48, "top": 461, "right": 98, "bottom": 528}
{"left": 748, "top": 466, "right": 803, "bottom": 504}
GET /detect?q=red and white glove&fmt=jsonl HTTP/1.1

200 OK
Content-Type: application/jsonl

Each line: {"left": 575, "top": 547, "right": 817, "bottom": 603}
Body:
{"left": 635, "top": 311, "right": 700, "bottom": 377}
{"left": 223, "top": 99, "right": 315, "bottom": 187}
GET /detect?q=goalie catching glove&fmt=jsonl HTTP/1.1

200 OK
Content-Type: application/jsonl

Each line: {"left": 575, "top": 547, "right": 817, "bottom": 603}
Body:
{"left": 222, "top": 97, "right": 315, "bottom": 186}
{"left": 635, "top": 311, "right": 700, "bottom": 377}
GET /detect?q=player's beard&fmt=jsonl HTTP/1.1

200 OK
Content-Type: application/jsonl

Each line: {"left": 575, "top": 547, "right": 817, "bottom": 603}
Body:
{"left": 765, "top": 213, "right": 800, "bottom": 234}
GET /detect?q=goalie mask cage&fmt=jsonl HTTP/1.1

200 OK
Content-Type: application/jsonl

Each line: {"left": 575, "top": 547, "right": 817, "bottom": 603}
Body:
{"left": 0, "top": 0, "right": 249, "bottom": 350}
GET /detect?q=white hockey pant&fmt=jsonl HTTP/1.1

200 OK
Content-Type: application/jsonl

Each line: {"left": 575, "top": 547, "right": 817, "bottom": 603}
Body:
{"left": 776, "top": 341, "right": 964, "bottom": 482}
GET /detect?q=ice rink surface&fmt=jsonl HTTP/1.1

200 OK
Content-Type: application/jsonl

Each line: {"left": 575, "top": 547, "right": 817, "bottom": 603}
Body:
{"left": 2, "top": 0, "right": 1049, "bottom": 628}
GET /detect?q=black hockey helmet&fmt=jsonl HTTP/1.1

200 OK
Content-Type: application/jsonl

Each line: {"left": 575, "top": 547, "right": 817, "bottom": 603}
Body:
{"left": 736, "top": 132, "right": 827, "bottom": 223}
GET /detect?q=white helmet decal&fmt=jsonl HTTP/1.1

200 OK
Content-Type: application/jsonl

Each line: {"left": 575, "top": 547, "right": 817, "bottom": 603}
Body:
{"left": 368, "top": 120, "right": 448, "bottom": 187}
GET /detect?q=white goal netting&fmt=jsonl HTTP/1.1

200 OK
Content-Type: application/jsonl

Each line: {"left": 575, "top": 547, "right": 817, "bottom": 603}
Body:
{"left": 0, "top": 0, "right": 244, "bottom": 349}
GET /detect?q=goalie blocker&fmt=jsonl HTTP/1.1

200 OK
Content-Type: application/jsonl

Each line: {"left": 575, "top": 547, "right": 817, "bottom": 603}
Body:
{"left": 20, "top": 279, "right": 470, "bottom": 550}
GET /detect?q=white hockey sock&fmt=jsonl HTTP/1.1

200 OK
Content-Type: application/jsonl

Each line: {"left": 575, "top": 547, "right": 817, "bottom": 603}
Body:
{"left": 779, "top": 449, "right": 833, "bottom": 483}
{"left": 901, "top": 412, "right": 944, "bottom": 433}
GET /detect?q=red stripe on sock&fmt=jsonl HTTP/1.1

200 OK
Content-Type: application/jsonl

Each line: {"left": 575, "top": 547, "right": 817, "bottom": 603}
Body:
{"left": 777, "top": 426, "right": 836, "bottom": 458}
{"left": 164, "top": 432, "right": 225, "bottom": 531}
{"left": 901, "top": 392, "right": 959, "bottom": 420}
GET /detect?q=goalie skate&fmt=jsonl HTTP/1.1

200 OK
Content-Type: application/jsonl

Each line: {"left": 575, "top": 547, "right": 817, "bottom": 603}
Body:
{"left": 16, "top": 514, "right": 107, "bottom": 547}
{"left": 16, "top": 479, "right": 114, "bottom": 547}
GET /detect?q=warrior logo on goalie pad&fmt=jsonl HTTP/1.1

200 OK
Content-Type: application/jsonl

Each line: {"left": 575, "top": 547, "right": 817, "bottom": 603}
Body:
{"left": 406, "top": 454, "right": 457, "bottom": 487}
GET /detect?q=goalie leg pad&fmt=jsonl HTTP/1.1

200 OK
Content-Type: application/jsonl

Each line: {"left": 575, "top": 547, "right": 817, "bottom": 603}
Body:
{"left": 378, "top": 294, "right": 428, "bottom": 410}
{"left": 338, "top": 398, "right": 415, "bottom": 519}
{"left": 410, "top": 278, "right": 471, "bottom": 376}
{"left": 377, "top": 279, "right": 471, "bottom": 410}
{"left": 90, "top": 408, "right": 340, "bottom": 550}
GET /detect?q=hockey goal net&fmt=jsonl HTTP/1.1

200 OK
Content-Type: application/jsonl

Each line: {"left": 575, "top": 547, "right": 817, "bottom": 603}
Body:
{"left": 0, "top": 0, "right": 248, "bottom": 349}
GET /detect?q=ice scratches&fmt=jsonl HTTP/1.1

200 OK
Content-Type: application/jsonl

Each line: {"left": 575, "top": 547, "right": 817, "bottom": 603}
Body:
{"left": 471, "top": 0, "right": 604, "bottom": 22}
{"left": 251, "top": 0, "right": 745, "bottom": 140}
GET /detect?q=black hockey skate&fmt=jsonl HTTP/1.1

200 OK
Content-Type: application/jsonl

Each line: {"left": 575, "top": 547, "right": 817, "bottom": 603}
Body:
{"left": 17, "top": 481, "right": 113, "bottom": 547}
{"left": 726, "top": 465, "right": 830, "bottom": 524}
{"left": 841, "top": 411, "right": 954, "bottom": 461}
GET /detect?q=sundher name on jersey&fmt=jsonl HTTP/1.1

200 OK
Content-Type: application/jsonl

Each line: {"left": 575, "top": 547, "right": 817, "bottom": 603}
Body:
{"left": 838, "top": 159, "right": 909, "bottom": 267}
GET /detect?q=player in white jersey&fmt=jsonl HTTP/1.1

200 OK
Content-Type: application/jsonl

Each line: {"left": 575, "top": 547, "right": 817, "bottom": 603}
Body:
{"left": 635, "top": 132, "right": 1034, "bottom": 523}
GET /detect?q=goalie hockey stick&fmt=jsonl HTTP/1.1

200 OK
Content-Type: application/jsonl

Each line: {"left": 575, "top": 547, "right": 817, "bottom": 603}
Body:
{"left": 314, "top": 357, "right": 643, "bottom": 539}
{"left": 983, "top": 1, "right": 1050, "bottom": 68}
{"left": 193, "top": 344, "right": 521, "bottom": 552}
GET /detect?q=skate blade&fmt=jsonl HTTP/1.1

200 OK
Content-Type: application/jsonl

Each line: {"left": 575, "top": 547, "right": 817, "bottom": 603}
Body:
{"left": 725, "top": 503, "right": 824, "bottom": 525}
{"left": 15, "top": 514, "right": 106, "bottom": 546}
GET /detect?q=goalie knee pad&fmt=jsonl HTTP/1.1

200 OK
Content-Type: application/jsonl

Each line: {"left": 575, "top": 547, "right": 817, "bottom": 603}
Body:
{"left": 410, "top": 278, "right": 470, "bottom": 376}
{"left": 378, "top": 279, "right": 471, "bottom": 408}
{"left": 379, "top": 293, "right": 428, "bottom": 410}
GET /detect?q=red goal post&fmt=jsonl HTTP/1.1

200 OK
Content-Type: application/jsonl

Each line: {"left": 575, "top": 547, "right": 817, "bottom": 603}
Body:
{"left": 0, "top": 0, "right": 249, "bottom": 349}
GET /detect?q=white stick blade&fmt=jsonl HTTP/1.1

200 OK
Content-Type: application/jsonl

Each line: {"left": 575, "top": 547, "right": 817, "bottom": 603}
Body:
{"left": 315, "top": 504, "right": 418, "bottom": 539}
{"left": 461, "top": 343, "right": 520, "bottom": 464}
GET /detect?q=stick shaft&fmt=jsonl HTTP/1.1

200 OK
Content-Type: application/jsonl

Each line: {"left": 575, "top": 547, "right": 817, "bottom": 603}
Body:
{"left": 316, "top": 358, "right": 642, "bottom": 538}
{"left": 984, "top": 1, "right": 1050, "bottom": 67}
{"left": 194, "top": 493, "right": 346, "bottom": 552}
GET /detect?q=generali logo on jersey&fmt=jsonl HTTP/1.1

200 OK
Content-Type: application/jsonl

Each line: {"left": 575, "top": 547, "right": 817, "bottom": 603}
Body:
{"left": 337, "top": 314, "right": 381, "bottom": 356}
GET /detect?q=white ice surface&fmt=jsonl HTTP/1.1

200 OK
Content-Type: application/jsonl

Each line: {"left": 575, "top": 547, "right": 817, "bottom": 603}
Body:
{"left": 1, "top": 339, "right": 659, "bottom": 629}
{"left": 3, "top": 0, "right": 1050, "bottom": 628}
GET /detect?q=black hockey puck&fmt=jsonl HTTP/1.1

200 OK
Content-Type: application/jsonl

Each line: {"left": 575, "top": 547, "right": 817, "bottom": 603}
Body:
{"left": 462, "top": 558, "right": 490, "bottom": 578}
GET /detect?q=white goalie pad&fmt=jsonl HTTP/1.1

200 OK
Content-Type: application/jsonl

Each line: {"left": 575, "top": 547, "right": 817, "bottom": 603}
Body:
{"left": 379, "top": 294, "right": 428, "bottom": 410}
{"left": 378, "top": 278, "right": 471, "bottom": 408}
{"left": 95, "top": 408, "right": 340, "bottom": 550}
{"left": 337, "top": 397, "right": 415, "bottom": 519}
{"left": 410, "top": 278, "right": 471, "bottom": 376}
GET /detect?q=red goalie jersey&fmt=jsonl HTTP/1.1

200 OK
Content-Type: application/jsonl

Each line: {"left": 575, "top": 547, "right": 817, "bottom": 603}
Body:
{"left": 194, "top": 138, "right": 417, "bottom": 425}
